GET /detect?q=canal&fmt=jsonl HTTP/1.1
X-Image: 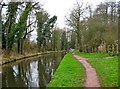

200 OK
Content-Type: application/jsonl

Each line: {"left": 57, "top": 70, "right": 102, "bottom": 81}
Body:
{"left": 2, "top": 52, "right": 65, "bottom": 88}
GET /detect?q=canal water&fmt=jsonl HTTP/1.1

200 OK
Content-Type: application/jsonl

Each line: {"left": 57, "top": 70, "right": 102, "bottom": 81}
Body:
{"left": 2, "top": 52, "right": 65, "bottom": 88}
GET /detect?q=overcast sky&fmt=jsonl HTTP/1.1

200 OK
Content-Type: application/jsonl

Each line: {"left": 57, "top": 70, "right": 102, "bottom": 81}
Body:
{"left": 42, "top": 0, "right": 109, "bottom": 28}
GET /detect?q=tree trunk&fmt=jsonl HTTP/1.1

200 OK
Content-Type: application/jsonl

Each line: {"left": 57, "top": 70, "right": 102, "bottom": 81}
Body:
{"left": 17, "top": 39, "right": 20, "bottom": 54}
{"left": 20, "top": 39, "right": 23, "bottom": 54}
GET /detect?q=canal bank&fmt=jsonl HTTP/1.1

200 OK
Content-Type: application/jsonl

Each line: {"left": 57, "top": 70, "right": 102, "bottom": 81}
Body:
{"left": 47, "top": 53, "right": 86, "bottom": 87}
{"left": 2, "top": 51, "right": 65, "bottom": 65}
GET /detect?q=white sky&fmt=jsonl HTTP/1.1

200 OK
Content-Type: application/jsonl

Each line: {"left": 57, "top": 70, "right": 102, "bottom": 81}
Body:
{"left": 42, "top": 0, "right": 108, "bottom": 28}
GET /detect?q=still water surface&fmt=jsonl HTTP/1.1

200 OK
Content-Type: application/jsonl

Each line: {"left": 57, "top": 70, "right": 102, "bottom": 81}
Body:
{"left": 2, "top": 52, "right": 65, "bottom": 87}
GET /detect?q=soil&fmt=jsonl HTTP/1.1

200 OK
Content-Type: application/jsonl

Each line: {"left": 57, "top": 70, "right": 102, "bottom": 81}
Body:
{"left": 73, "top": 54, "right": 100, "bottom": 87}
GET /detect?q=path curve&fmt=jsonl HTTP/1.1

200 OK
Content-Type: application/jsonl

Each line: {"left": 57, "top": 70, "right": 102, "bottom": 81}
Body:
{"left": 73, "top": 54, "right": 100, "bottom": 87}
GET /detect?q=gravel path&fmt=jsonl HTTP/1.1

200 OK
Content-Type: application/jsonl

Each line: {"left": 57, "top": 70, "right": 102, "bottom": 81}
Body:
{"left": 73, "top": 54, "right": 100, "bottom": 87}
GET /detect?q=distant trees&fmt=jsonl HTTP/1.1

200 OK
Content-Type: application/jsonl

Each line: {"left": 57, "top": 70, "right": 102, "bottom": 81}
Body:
{"left": 66, "top": 2, "right": 88, "bottom": 49}
{"left": 1, "top": 0, "right": 118, "bottom": 57}
{"left": 52, "top": 29, "right": 62, "bottom": 51}
{"left": 89, "top": 1, "right": 118, "bottom": 54}
{"left": 61, "top": 31, "right": 68, "bottom": 50}
{"left": 69, "top": 32, "right": 76, "bottom": 49}
{"left": 36, "top": 11, "right": 49, "bottom": 52}
{"left": 36, "top": 11, "right": 57, "bottom": 52}
{"left": 36, "top": 12, "right": 68, "bottom": 52}
{"left": 66, "top": 1, "right": 118, "bottom": 55}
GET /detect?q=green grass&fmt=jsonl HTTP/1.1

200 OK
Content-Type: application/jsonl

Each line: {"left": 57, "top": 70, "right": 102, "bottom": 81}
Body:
{"left": 76, "top": 51, "right": 118, "bottom": 87}
{"left": 75, "top": 50, "right": 109, "bottom": 58}
{"left": 88, "top": 57, "right": 118, "bottom": 87}
{"left": 47, "top": 53, "right": 86, "bottom": 87}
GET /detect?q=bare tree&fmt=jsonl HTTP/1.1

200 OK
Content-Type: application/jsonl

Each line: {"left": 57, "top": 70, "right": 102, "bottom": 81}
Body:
{"left": 66, "top": 1, "right": 88, "bottom": 49}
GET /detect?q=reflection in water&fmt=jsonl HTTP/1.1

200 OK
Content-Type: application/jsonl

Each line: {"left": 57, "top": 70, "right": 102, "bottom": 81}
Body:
{"left": 2, "top": 52, "right": 65, "bottom": 88}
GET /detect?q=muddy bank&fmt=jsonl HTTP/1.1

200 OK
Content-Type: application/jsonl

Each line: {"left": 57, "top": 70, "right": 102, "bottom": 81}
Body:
{"left": 1, "top": 51, "right": 65, "bottom": 65}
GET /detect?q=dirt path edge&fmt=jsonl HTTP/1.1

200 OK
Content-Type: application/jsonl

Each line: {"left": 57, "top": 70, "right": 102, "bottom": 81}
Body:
{"left": 73, "top": 54, "right": 100, "bottom": 87}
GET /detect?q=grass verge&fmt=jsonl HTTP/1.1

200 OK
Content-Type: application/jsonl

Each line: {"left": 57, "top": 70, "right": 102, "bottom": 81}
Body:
{"left": 75, "top": 50, "right": 109, "bottom": 58}
{"left": 88, "top": 57, "right": 118, "bottom": 87}
{"left": 47, "top": 53, "right": 86, "bottom": 87}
